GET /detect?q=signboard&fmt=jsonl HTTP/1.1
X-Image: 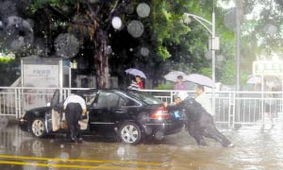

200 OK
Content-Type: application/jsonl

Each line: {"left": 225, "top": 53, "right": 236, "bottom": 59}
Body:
{"left": 253, "top": 60, "right": 283, "bottom": 76}
{"left": 22, "top": 56, "right": 63, "bottom": 111}
{"left": 23, "top": 64, "right": 59, "bottom": 87}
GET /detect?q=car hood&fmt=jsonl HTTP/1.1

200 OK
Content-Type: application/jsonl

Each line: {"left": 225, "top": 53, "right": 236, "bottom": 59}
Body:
{"left": 24, "top": 106, "right": 51, "bottom": 119}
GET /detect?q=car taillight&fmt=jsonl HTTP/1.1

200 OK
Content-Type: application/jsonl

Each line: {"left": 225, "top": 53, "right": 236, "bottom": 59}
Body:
{"left": 150, "top": 107, "right": 170, "bottom": 119}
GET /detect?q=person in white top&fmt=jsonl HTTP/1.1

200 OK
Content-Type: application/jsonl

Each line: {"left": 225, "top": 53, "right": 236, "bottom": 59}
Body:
{"left": 63, "top": 93, "right": 87, "bottom": 143}
{"left": 195, "top": 85, "right": 213, "bottom": 116}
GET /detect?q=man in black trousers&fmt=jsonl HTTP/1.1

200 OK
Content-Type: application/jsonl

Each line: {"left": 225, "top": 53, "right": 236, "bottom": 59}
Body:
{"left": 165, "top": 92, "right": 233, "bottom": 147}
{"left": 63, "top": 93, "right": 86, "bottom": 143}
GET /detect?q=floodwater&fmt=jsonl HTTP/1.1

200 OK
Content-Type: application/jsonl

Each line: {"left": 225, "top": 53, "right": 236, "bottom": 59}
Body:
{"left": 0, "top": 117, "right": 283, "bottom": 169}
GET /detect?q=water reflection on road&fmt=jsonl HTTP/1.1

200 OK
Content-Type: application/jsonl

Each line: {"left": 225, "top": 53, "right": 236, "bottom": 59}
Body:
{"left": 0, "top": 121, "right": 283, "bottom": 169}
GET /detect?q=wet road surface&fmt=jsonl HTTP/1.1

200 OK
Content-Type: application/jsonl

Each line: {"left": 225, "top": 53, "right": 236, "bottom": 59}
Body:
{"left": 0, "top": 117, "right": 283, "bottom": 169}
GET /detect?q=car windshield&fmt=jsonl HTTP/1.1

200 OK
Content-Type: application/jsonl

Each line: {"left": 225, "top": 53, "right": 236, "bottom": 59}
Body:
{"left": 127, "top": 91, "right": 162, "bottom": 105}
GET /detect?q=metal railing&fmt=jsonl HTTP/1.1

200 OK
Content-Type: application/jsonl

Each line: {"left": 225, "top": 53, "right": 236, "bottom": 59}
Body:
{"left": 0, "top": 87, "right": 282, "bottom": 128}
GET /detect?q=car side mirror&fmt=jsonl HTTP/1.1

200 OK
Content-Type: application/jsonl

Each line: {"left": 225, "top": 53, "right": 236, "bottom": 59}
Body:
{"left": 47, "top": 102, "right": 51, "bottom": 107}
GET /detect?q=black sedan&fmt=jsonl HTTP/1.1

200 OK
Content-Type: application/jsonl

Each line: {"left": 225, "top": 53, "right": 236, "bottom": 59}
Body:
{"left": 19, "top": 89, "right": 184, "bottom": 144}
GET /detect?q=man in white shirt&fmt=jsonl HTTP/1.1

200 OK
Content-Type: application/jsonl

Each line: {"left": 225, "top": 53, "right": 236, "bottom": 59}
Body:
{"left": 195, "top": 85, "right": 213, "bottom": 116}
{"left": 64, "top": 93, "right": 86, "bottom": 143}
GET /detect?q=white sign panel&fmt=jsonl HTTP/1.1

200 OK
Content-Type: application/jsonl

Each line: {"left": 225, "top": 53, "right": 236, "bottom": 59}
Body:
{"left": 23, "top": 64, "right": 59, "bottom": 87}
{"left": 23, "top": 64, "right": 60, "bottom": 110}
{"left": 253, "top": 60, "right": 283, "bottom": 76}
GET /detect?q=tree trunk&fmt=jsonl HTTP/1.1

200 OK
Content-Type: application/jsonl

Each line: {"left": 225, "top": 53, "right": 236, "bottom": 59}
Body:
{"left": 94, "top": 29, "right": 110, "bottom": 89}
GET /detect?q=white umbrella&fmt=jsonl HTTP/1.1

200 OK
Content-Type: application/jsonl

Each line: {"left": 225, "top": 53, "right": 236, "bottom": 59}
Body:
{"left": 247, "top": 75, "right": 261, "bottom": 84}
{"left": 125, "top": 68, "right": 147, "bottom": 79}
{"left": 164, "top": 71, "right": 186, "bottom": 82}
{"left": 184, "top": 74, "right": 215, "bottom": 88}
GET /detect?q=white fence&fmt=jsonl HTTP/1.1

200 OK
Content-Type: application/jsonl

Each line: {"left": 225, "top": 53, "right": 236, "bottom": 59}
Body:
{"left": 0, "top": 87, "right": 282, "bottom": 128}
{"left": 140, "top": 89, "right": 283, "bottom": 128}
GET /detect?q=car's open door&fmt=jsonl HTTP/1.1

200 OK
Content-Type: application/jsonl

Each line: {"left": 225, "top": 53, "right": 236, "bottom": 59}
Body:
{"left": 50, "top": 90, "right": 61, "bottom": 131}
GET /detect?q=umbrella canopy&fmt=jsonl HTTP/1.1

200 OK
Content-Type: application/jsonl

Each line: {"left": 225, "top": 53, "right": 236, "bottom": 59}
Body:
{"left": 125, "top": 68, "right": 147, "bottom": 79}
{"left": 164, "top": 71, "right": 186, "bottom": 82}
{"left": 247, "top": 75, "right": 261, "bottom": 84}
{"left": 184, "top": 74, "right": 215, "bottom": 88}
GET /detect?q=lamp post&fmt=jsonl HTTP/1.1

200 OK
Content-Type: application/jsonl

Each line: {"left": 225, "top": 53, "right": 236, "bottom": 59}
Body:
{"left": 183, "top": 11, "right": 219, "bottom": 116}
{"left": 183, "top": 12, "right": 219, "bottom": 84}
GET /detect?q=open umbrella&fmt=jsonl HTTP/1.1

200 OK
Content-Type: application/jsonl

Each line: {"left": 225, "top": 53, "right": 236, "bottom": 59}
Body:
{"left": 164, "top": 71, "right": 186, "bottom": 82}
{"left": 247, "top": 75, "right": 261, "bottom": 84}
{"left": 184, "top": 74, "right": 215, "bottom": 88}
{"left": 125, "top": 68, "right": 147, "bottom": 79}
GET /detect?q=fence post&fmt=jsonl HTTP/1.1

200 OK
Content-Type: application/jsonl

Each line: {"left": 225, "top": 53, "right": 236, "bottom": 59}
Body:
{"left": 232, "top": 91, "right": 236, "bottom": 129}
{"left": 14, "top": 88, "right": 18, "bottom": 118}
{"left": 261, "top": 91, "right": 265, "bottom": 127}
{"left": 170, "top": 91, "right": 174, "bottom": 103}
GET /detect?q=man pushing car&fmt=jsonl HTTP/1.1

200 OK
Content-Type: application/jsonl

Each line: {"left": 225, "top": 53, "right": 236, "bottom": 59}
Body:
{"left": 165, "top": 91, "right": 233, "bottom": 147}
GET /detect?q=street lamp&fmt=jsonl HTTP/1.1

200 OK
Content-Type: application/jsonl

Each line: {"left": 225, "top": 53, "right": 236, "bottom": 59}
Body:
{"left": 183, "top": 11, "right": 219, "bottom": 116}
{"left": 183, "top": 12, "right": 219, "bottom": 85}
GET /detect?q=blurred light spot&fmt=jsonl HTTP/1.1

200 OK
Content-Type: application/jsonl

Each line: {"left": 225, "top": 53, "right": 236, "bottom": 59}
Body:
{"left": 111, "top": 16, "right": 122, "bottom": 30}
{"left": 60, "top": 152, "right": 70, "bottom": 160}
{"left": 106, "top": 45, "right": 112, "bottom": 55}
{"left": 127, "top": 20, "right": 144, "bottom": 38}
{"left": 136, "top": 3, "right": 151, "bottom": 18}
{"left": 55, "top": 33, "right": 80, "bottom": 59}
{"left": 264, "top": 24, "right": 278, "bottom": 35}
{"left": 140, "top": 47, "right": 149, "bottom": 56}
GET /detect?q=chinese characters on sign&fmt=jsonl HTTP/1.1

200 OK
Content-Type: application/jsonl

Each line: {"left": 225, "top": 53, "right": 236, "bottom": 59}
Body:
{"left": 253, "top": 60, "right": 283, "bottom": 76}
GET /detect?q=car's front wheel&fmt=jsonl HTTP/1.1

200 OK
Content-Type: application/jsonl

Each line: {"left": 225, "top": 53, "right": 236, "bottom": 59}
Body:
{"left": 119, "top": 122, "right": 142, "bottom": 144}
{"left": 31, "top": 119, "right": 46, "bottom": 137}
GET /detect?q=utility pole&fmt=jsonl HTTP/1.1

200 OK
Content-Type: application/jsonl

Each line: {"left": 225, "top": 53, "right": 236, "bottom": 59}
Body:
{"left": 236, "top": 0, "right": 241, "bottom": 90}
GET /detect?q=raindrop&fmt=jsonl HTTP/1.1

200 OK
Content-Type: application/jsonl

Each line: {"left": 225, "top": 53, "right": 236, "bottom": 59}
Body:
{"left": 129, "top": 48, "right": 133, "bottom": 52}
{"left": 0, "top": 21, "right": 3, "bottom": 28}
{"left": 60, "top": 152, "right": 70, "bottom": 160}
{"left": 3, "top": 16, "right": 34, "bottom": 50}
{"left": 111, "top": 16, "right": 122, "bottom": 30}
{"left": 140, "top": 47, "right": 149, "bottom": 56}
{"left": 136, "top": 3, "right": 151, "bottom": 18}
{"left": 0, "top": 116, "right": 8, "bottom": 130}
{"left": 264, "top": 24, "right": 278, "bottom": 35}
{"left": 117, "top": 146, "right": 125, "bottom": 157}
{"left": 60, "top": 144, "right": 65, "bottom": 148}
{"left": 127, "top": 20, "right": 144, "bottom": 38}
{"left": 54, "top": 33, "right": 80, "bottom": 59}
{"left": 106, "top": 45, "right": 112, "bottom": 55}
{"left": 111, "top": 52, "right": 115, "bottom": 55}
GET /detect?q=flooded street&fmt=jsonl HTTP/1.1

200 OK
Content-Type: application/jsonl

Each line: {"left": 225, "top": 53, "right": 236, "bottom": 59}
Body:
{"left": 0, "top": 116, "right": 283, "bottom": 170}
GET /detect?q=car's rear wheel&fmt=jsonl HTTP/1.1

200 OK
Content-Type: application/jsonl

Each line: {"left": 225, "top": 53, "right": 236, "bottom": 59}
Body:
{"left": 31, "top": 119, "right": 46, "bottom": 137}
{"left": 119, "top": 122, "right": 142, "bottom": 144}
